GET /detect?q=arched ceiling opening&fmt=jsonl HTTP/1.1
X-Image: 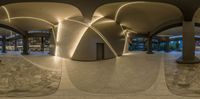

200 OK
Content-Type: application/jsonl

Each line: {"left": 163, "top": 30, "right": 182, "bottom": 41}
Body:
{"left": 0, "top": 2, "right": 83, "bottom": 31}
{"left": 94, "top": 2, "right": 182, "bottom": 34}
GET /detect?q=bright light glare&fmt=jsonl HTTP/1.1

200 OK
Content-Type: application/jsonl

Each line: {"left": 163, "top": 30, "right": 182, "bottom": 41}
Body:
{"left": 55, "top": 22, "right": 62, "bottom": 56}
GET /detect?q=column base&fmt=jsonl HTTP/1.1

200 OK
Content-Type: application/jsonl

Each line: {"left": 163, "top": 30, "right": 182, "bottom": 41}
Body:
{"left": 176, "top": 56, "right": 200, "bottom": 64}
{"left": 146, "top": 51, "right": 154, "bottom": 54}
{"left": 21, "top": 52, "right": 29, "bottom": 55}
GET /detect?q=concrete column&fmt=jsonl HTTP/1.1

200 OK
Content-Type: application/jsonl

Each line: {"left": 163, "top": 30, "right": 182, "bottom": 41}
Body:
{"left": 157, "top": 40, "right": 160, "bottom": 51}
{"left": 22, "top": 35, "right": 29, "bottom": 55}
{"left": 2, "top": 35, "right": 6, "bottom": 53}
{"left": 14, "top": 35, "right": 18, "bottom": 51}
{"left": 49, "top": 28, "right": 56, "bottom": 55}
{"left": 165, "top": 41, "right": 170, "bottom": 52}
{"left": 143, "top": 39, "right": 147, "bottom": 51}
{"left": 176, "top": 41, "right": 180, "bottom": 51}
{"left": 41, "top": 37, "right": 44, "bottom": 52}
{"left": 146, "top": 37, "right": 154, "bottom": 54}
{"left": 14, "top": 39, "right": 17, "bottom": 51}
{"left": 123, "top": 31, "right": 130, "bottom": 54}
{"left": 176, "top": 21, "right": 200, "bottom": 64}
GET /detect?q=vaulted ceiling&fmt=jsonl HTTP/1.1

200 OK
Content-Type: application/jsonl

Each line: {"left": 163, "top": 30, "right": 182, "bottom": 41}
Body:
{"left": 0, "top": 2, "right": 82, "bottom": 31}
{"left": 0, "top": 1, "right": 199, "bottom": 36}
{"left": 94, "top": 2, "right": 182, "bottom": 33}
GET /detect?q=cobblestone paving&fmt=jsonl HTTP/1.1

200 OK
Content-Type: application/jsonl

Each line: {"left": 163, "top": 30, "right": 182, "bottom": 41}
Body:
{"left": 164, "top": 53, "right": 200, "bottom": 97}
{"left": 0, "top": 55, "right": 61, "bottom": 97}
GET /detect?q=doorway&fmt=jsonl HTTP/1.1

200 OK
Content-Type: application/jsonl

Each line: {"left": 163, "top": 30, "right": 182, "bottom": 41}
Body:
{"left": 96, "top": 43, "right": 104, "bottom": 60}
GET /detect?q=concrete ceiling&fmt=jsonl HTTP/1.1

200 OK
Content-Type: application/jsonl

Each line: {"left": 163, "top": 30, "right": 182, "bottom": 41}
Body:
{"left": 94, "top": 2, "right": 182, "bottom": 33}
{"left": 0, "top": 2, "right": 82, "bottom": 31}
{"left": 158, "top": 27, "right": 200, "bottom": 37}
{"left": 0, "top": 0, "right": 199, "bottom": 20}
{"left": 0, "top": 1, "right": 199, "bottom": 36}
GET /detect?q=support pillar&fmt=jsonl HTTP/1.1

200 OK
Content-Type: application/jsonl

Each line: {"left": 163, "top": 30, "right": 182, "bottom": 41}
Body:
{"left": 157, "top": 41, "right": 160, "bottom": 51}
{"left": 22, "top": 35, "right": 29, "bottom": 55}
{"left": 176, "top": 41, "right": 180, "bottom": 51}
{"left": 41, "top": 37, "right": 44, "bottom": 52}
{"left": 49, "top": 29, "right": 56, "bottom": 55}
{"left": 176, "top": 21, "right": 200, "bottom": 64}
{"left": 123, "top": 31, "right": 130, "bottom": 53}
{"left": 143, "top": 40, "right": 147, "bottom": 51}
{"left": 2, "top": 35, "right": 6, "bottom": 53}
{"left": 14, "top": 35, "right": 18, "bottom": 51}
{"left": 165, "top": 41, "right": 170, "bottom": 52}
{"left": 146, "top": 37, "right": 154, "bottom": 54}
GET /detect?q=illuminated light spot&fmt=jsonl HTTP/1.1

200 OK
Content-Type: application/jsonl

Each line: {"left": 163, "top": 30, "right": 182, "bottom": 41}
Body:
{"left": 115, "top": 2, "right": 146, "bottom": 21}
{"left": 56, "top": 22, "right": 62, "bottom": 42}
{"left": 93, "top": 13, "right": 104, "bottom": 18}
{"left": 65, "top": 18, "right": 118, "bottom": 57}
{"left": 123, "top": 52, "right": 135, "bottom": 56}
{"left": 55, "top": 22, "right": 62, "bottom": 56}
{"left": 89, "top": 16, "right": 104, "bottom": 26}
{"left": 9, "top": 17, "right": 55, "bottom": 26}
{"left": 55, "top": 45, "right": 59, "bottom": 57}
{"left": 102, "top": 20, "right": 115, "bottom": 23}
{"left": 122, "top": 30, "right": 129, "bottom": 54}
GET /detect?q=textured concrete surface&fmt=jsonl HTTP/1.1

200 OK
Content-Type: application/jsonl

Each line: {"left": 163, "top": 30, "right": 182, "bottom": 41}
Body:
{"left": 164, "top": 51, "right": 200, "bottom": 97}
{"left": 1, "top": 51, "right": 200, "bottom": 99}
{"left": 66, "top": 52, "right": 161, "bottom": 94}
{"left": 0, "top": 54, "right": 61, "bottom": 97}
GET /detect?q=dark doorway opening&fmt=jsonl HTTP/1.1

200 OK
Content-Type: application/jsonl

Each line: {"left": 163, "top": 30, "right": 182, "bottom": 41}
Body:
{"left": 96, "top": 43, "right": 104, "bottom": 60}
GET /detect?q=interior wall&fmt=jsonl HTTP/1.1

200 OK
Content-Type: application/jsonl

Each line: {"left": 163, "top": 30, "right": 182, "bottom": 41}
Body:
{"left": 56, "top": 17, "right": 124, "bottom": 61}
{"left": 72, "top": 28, "right": 114, "bottom": 61}
{"left": 92, "top": 18, "right": 124, "bottom": 56}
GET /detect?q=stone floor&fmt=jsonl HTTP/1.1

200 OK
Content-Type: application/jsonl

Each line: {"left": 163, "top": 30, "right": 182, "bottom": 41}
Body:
{"left": 0, "top": 54, "right": 61, "bottom": 97}
{"left": 1, "top": 51, "right": 200, "bottom": 99}
{"left": 164, "top": 52, "right": 200, "bottom": 97}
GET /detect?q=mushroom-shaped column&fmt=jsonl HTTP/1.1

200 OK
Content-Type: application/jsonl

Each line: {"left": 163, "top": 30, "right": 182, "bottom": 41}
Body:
{"left": 146, "top": 36, "right": 154, "bottom": 54}
{"left": 2, "top": 35, "right": 6, "bottom": 53}
{"left": 176, "top": 21, "right": 200, "bottom": 64}
{"left": 22, "top": 35, "right": 29, "bottom": 55}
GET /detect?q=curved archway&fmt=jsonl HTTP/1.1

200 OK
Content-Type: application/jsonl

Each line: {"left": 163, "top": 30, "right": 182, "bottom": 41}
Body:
{"left": 0, "top": 21, "right": 25, "bottom": 36}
